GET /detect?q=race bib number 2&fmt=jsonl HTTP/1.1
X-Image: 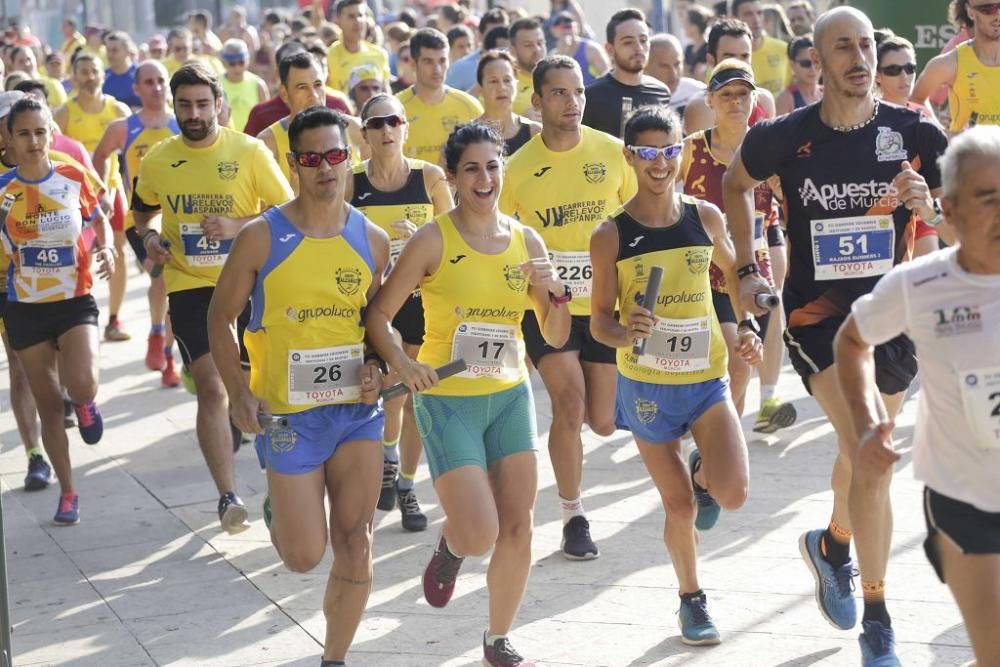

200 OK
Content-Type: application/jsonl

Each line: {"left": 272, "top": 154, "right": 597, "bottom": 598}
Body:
{"left": 181, "top": 223, "right": 233, "bottom": 267}
{"left": 959, "top": 365, "right": 1000, "bottom": 450}
{"left": 287, "top": 344, "right": 364, "bottom": 405}
{"left": 811, "top": 215, "right": 894, "bottom": 280}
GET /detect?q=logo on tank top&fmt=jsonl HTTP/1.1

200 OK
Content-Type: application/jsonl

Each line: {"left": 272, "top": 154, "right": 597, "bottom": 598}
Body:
{"left": 685, "top": 249, "right": 710, "bottom": 274}
{"left": 503, "top": 264, "right": 527, "bottom": 292}
{"left": 874, "top": 127, "right": 907, "bottom": 163}
{"left": 217, "top": 161, "right": 240, "bottom": 180}
{"left": 634, "top": 398, "right": 658, "bottom": 424}
{"left": 335, "top": 267, "right": 363, "bottom": 295}
{"left": 404, "top": 205, "right": 429, "bottom": 224}
{"left": 583, "top": 162, "right": 607, "bottom": 184}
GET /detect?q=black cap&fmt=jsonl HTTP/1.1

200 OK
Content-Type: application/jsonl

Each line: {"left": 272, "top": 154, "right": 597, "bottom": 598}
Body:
{"left": 708, "top": 66, "right": 757, "bottom": 92}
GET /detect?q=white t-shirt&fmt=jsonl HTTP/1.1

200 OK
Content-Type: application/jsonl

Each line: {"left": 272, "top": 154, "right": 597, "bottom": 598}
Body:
{"left": 669, "top": 77, "right": 706, "bottom": 112}
{"left": 852, "top": 246, "right": 1000, "bottom": 512}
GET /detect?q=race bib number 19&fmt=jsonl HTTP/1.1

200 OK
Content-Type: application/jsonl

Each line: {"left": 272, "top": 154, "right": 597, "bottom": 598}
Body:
{"left": 638, "top": 316, "right": 711, "bottom": 373}
{"left": 811, "top": 215, "right": 894, "bottom": 280}
{"left": 959, "top": 365, "right": 1000, "bottom": 450}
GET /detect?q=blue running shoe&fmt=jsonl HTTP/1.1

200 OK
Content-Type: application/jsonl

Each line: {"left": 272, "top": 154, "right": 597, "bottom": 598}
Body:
{"left": 24, "top": 454, "right": 52, "bottom": 491}
{"left": 677, "top": 593, "right": 722, "bottom": 645}
{"left": 799, "top": 529, "right": 857, "bottom": 630}
{"left": 859, "top": 620, "right": 901, "bottom": 666}
{"left": 53, "top": 493, "right": 79, "bottom": 526}
{"left": 73, "top": 401, "right": 103, "bottom": 445}
{"left": 689, "top": 449, "right": 720, "bottom": 531}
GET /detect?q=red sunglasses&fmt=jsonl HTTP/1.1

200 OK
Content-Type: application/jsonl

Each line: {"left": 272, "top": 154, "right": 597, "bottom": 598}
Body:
{"left": 293, "top": 148, "right": 351, "bottom": 167}
{"left": 363, "top": 114, "right": 406, "bottom": 130}
{"left": 973, "top": 2, "right": 1000, "bottom": 15}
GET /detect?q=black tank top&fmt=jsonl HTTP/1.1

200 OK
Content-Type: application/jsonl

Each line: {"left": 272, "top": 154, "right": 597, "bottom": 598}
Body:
{"left": 504, "top": 119, "right": 532, "bottom": 157}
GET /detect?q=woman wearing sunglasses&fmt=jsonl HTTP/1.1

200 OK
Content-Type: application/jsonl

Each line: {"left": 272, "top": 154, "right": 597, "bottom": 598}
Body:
{"left": 591, "top": 104, "right": 755, "bottom": 646}
{"left": 475, "top": 50, "right": 541, "bottom": 158}
{"left": 345, "top": 93, "right": 453, "bottom": 532}
{"left": 775, "top": 35, "right": 822, "bottom": 116}
{"left": 365, "top": 122, "right": 570, "bottom": 667}
{"left": 875, "top": 32, "right": 932, "bottom": 117}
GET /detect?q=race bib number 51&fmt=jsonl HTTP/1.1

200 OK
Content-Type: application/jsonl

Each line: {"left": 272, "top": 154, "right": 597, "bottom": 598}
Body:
{"left": 287, "top": 344, "right": 364, "bottom": 405}
{"left": 959, "top": 366, "right": 1000, "bottom": 450}
{"left": 811, "top": 215, "right": 894, "bottom": 280}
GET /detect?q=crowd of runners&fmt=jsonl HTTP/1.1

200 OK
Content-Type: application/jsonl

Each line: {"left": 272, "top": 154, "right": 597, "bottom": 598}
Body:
{"left": 0, "top": 0, "right": 997, "bottom": 665}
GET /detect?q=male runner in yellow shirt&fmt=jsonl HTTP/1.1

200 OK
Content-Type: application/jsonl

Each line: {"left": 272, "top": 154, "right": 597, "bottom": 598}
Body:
{"left": 327, "top": 0, "right": 392, "bottom": 94}
{"left": 732, "top": 0, "right": 791, "bottom": 95}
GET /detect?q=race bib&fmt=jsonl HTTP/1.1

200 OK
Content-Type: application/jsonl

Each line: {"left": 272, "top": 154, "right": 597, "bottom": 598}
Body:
{"left": 181, "top": 223, "right": 233, "bottom": 267}
{"left": 811, "top": 215, "right": 894, "bottom": 280}
{"left": 19, "top": 241, "right": 75, "bottom": 277}
{"left": 389, "top": 237, "right": 407, "bottom": 271}
{"left": 958, "top": 365, "right": 1000, "bottom": 450}
{"left": 550, "top": 251, "right": 592, "bottom": 298}
{"left": 638, "top": 316, "right": 711, "bottom": 373}
{"left": 287, "top": 344, "right": 364, "bottom": 405}
{"left": 452, "top": 321, "right": 520, "bottom": 380}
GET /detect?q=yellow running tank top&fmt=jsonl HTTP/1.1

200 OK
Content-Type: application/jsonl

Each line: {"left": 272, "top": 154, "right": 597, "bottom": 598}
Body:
{"left": 948, "top": 41, "right": 1000, "bottom": 132}
{"left": 418, "top": 213, "right": 532, "bottom": 396}
{"left": 613, "top": 198, "right": 727, "bottom": 385}
{"left": 243, "top": 205, "right": 374, "bottom": 414}
{"left": 266, "top": 117, "right": 294, "bottom": 189}
{"left": 66, "top": 96, "right": 124, "bottom": 190}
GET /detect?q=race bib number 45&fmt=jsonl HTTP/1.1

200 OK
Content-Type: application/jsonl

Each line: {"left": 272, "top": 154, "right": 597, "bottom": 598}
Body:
{"left": 959, "top": 365, "right": 1000, "bottom": 450}
{"left": 452, "top": 321, "right": 520, "bottom": 380}
{"left": 287, "top": 344, "right": 364, "bottom": 405}
{"left": 181, "top": 223, "right": 233, "bottom": 267}
{"left": 811, "top": 215, "right": 894, "bottom": 280}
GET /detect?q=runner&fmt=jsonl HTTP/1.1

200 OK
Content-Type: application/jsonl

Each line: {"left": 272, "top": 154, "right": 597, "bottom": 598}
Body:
{"left": 131, "top": 62, "right": 292, "bottom": 534}
{"left": 475, "top": 50, "right": 541, "bottom": 157}
{"left": 679, "top": 59, "right": 796, "bottom": 431}
{"left": 258, "top": 52, "right": 326, "bottom": 194}
{"left": 366, "top": 121, "right": 571, "bottom": 667}
{"left": 591, "top": 104, "right": 756, "bottom": 646}
{"left": 646, "top": 34, "right": 706, "bottom": 117}
{"left": 500, "top": 55, "right": 636, "bottom": 560}
{"left": 549, "top": 11, "right": 609, "bottom": 85}
{"left": 54, "top": 53, "right": 132, "bottom": 343}
{"left": 219, "top": 39, "right": 268, "bottom": 136}
{"left": 508, "top": 18, "right": 547, "bottom": 119}
{"left": 326, "top": 0, "right": 392, "bottom": 94}
{"left": 345, "top": 93, "right": 453, "bottom": 531}
{"left": 722, "top": 8, "right": 950, "bottom": 665}
{"left": 92, "top": 59, "right": 182, "bottom": 387}
{"left": 775, "top": 35, "right": 822, "bottom": 115}
{"left": 731, "top": 0, "right": 792, "bottom": 96}
{"left": 9, "top": 45, "right": 67, "bottom": 108}
{"left": 835, "top": 124, "right": 1000, "bottom": 667}
{"left": 210, "top": 105, "right": 386, "bottom": 667}
{"left": 102, "top": 31, "right": 140, "bottom": 109}
{"left": 397, "top": 28, "right": 482, "bottom": 166}
{"left": 0, "top": 97, "right": 116, "bottom": 525}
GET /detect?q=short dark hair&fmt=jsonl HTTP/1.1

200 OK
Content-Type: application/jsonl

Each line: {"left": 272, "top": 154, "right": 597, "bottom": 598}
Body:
{"left": 788, "top": 34, "right": 812, "bottom": 61}
{"left": 335, "top": 0, "right": 365, "bottom": 16}
{"left": 188, "top": 9, "right": 212, "bottom": 28}
{"left": 306, "top": 43, "right": 327, "bottom": 62}
{"left": 949, "top": 0, "right": 973, "bottom": 30}
{"left": 279, "top": 52, "right": 319, "bottom": 87}
{"left": 275, "top": 40, "right": 306, "bottom": 69}
{"left": 440, "top": 5, "right": 466, "bottom": 25}
{"left": 606, "top": 8, "right": 646, "bottom": 44}
{"left": 476, "top": 49, "right": 516, "bottom": 86}
{"left": 686, "top": 5, "right": 714, "bottom": 34}
{"left": 479, "top": 8, "right": 509, "bottom": 35}
{"left": 410, "top": 28, "right": 448, "bottom": 61}
{"left": 707, "top": 18, "right": 752, "bottom": 60}
{"left": 443, "top": 121, "right": 505, "bottom": 173}
{"left": 623, "top": 105, "right": 681, "bottom": 147}
{"left": 105, "top": 30, "right": 134, "bottom": 50}
{"left": 170, "top": 61, "right": 223, "bottom": 101}
{"left": 397, "top": 8, "right": 418, "bottom": 28}
{"left": 13, "top": 79, "right": 47, "bottom": 101}
{"left": 509, "top": 17, "right": 542, "bottom": 44}
{"left": 483, "top": 25, "right": 509, "bottom": 51}
{"left": 532, "top": 54, "right": 580, "bottom": 96}
{"left": 447, "top": 25, "right": 474, "bottom": 47}
{"left": 7, "top": 96, "right": 48, "bottom": 134}
{"left": 729, "top": 0, "right": 759, "bottom": 17}
{"left": 875, "top": 31, "right": 915, "bottom": 66}
{"left": 288, "top": 106, "right": 348, "bottom": 152}
{"left": 71, "top": 52, "right": 101, "bottom": 73}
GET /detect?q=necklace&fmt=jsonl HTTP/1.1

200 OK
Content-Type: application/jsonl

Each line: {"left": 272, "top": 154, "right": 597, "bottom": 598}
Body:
{"left": 832, "top": 99, "right": 879, "bottom": 133}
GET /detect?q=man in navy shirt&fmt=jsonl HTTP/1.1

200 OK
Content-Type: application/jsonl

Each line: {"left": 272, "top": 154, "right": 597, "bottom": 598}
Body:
{"left": 103, "top": 31, "right": 140, "bottom": 109}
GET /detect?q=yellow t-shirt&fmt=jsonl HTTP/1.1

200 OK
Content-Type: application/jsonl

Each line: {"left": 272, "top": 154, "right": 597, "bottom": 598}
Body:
{"left": 63, "top": 96, "right": 127, "bottom": 190}
{"left": 500, "top": 126, "right": 637, "bottom": 316}
{"left": 397, "top": 86, "right": 483, "bottom": 165}
{"left": 326, "top": 41, "right": 392, "bottom": 95}
{"left": 751, "top": 36, "right": 792, "bottom": 96}
{"left": 948, "top": 40, "right": 1000, "bottom": 132}
{"left": 40, "top": 75, "right": 68, "bottom": 108}
{"left": 513, "top": 68, "right": 534, "bottom": 116}
{"left": 132, "top": 127, "right": 293, "bottom": 293}
{"left": 221, "top": 73, "right": 265, "bottom": 134}
{"left": 163, "top": 54, "right": 225, "bottom": 79}
{"left": 264, "top": 116, "right": 295, "bottom": 192}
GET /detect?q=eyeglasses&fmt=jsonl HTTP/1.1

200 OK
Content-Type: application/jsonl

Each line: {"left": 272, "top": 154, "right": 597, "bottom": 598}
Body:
{"left": 627, "top": 144, "right": 683, "bottom": 161}
{"left": 796, "top": 59, "right": 814, "bottom": 68}
{"left": 293, "top": 148, "right": 351, "bottom": 167}
{"left": 972, "top": 2, "right": 1000, "bottom": 15}
{"left": 363, "top": 114, "right": 405, "bottom": 130}
{"left": 879, "top": 63, "right": 917, "bottom": 76}
{"left": 225, "top": 60, "right": 245, "bottom": 67}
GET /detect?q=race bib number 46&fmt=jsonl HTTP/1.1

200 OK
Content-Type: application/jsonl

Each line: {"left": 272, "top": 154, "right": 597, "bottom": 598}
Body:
{"left": 19, "top": 241, "right": 75, "bottom": 277}
{"left": 181, "top": 223, "right": 233, "bottom": 267}
{"left": 452, "top": 321, "right": 520, "bottom": 380}
{"left": 811, "top": 215, "right": 894, "bottom": 280}
{"left": 959, "top": 365, "right": 1000, "bottom": 450}
{"left": 287, "top": 344, "right": 364, "bottom": 405}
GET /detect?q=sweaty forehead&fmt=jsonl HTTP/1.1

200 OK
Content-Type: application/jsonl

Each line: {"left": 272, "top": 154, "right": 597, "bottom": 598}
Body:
{"left": 815, "top": 8, "right": 873, "bottom": 50}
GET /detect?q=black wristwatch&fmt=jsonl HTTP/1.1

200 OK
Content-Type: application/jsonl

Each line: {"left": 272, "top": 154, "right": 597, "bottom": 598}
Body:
{"left": 736, "top": 263, "right": 759, "bottom": 280}
{"left": 737, "top": 318, "right": 760, "bottom": 335}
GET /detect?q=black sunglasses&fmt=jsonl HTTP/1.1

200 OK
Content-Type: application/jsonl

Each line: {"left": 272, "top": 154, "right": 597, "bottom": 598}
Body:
{"left": 879, "top": 63, "right": 917, "bottom": 76}
{"left": 293, "top": 148, "right": 351, "bottom": 167}
{"left": 796, "top": 59, "right": 814, "bottom": 68}
{"left": 363, "top": 114, "right": 406, "bottom": 130}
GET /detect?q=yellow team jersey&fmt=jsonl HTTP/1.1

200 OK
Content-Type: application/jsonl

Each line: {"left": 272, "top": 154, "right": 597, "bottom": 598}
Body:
{"left": 132, "top": 127, "right": 293, "bottom": 294}
{"left": 64, "top": 96, "right": 125, "bottom": 190}
{"left": 326, "top": 41, "right": 392, "bottom": 94}
{"left": 397, "top": 86, "right": 483, "bottom": 165}
{"left": 751, "top": 36, "right": 792, "bottom": 95}
{"left": 221, "top": 73, "right": 265, "bottom": 133}
{"left": 613, "top": 200, "right": 727, "bottom": 384}
{"left": 513, "top": 68, "right": 534, "bottom": 116}
{"left": 264, "top": 116, "right": 294, "bottom": 189}
{"left": 163, "top": 54, "right": 225, "bottom": 79}
{"left": 121, "top": 114, "right": 180, "bottom": 230}
{"left": 418, "top": 213, "right": 532, "bottom": 396}
{"left": 500, "top": 126, "right": 637, "bottom": 316}
{"left": 244, "top": 206, "right": 374, "bottom": 414}
{"left": 40, "top": 75, "right": 68, "bottom": 108}
{"left": 948, "top": 41, "right": 1000, "bottom": 132}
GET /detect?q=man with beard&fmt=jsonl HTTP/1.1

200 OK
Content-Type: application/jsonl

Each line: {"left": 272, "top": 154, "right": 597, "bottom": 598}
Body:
{"left": 581, "top": 9, "right": 670, "bottom": 139}
{"left": 722, "top": 8, "right": 949, "bottom": 665}
{"left": 731, "top": 0, "right": 792, "bottom": 96}
{"left": 509, "top": 17, "right": 548, "bottom": 120}
{"left": 912, "top": 0, "right": 1000, "bottom": 133}
{"left": 131, "top": 62, "right": 292, "bottom": 535}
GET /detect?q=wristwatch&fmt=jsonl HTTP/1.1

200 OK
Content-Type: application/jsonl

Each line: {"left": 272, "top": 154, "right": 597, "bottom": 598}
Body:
{"left": 737, "top": 318, "right": 760, "bottom": 335}
{"left": 926, "top": 198, "right": 944, "bottom": 227}
{"left": 736, "top": 263, "right": 759, "bottom": 280}
{"left": 549, "top": 284, "right": 572, "bottom": 306}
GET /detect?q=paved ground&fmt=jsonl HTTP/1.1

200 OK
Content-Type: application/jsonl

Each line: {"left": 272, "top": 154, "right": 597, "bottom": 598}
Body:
{"left": 0, "top": 275, "right": 974, "bottom": 666}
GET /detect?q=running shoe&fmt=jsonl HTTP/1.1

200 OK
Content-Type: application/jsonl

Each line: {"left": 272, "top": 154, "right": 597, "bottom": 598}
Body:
{"left": 145, "top": 332, "right": 167, "bottom": 370}
{"left": 218, "top": 492, "right": 251, "bottom": 534}
{"left": 53, "top": 493, "right": 80, "bottom": 526}
{"left": 63, "top": 397, "right": 75, "bottom": 428}
{"left": 377, "top": 458, "right": 398, "bottom": 511}
{"left": 859, "top": 620, "right": 901, "bottom": 666}
{"left": 799, "top": 529, "right": 858, "bottom": 630}
{"left": 396, "top": 484, "right": 427, "bottom": 532}
{"left": 263, "top": 495, "right": 272, "bottom": 530}
{"left": 677, "top": 593, "right": 722, "bottom": 645}
{"left": 482, "top": 632, "right": 536, "bottom": 666}
{"left": 24, "top": 454, "right": 52, "bottom": 491}
{"left": 73, "top": 401, "right": 103, "bottom": 445}
{"left": 104, "top": 320, "right": 131, "bottom": 342}
{"left": 561, "top": 515, "right": 599, "bottom": 560}
{"left": 161, "top": 356, "right": 180, "bottom": 387}
{"left": 689, "top": 450, "right": 720, "bottom": 531}
{"left": 753, "top": 396, "right": 798, "bottom": 434}
{"left": 423, "top": 534, "right": 464, "bottom": 608}
{"left": 181, "top": 365, "right": 196, "bottom": 394}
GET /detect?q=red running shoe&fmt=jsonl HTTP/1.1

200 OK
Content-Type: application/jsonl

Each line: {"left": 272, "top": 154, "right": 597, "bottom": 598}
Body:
{"left": 422, "top": 533, "right": 464, "bottom": 608}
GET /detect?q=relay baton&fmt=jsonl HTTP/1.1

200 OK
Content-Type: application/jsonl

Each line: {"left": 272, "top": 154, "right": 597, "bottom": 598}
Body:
{"left": 633, "top": 266, "right": 664, "bottom": 356}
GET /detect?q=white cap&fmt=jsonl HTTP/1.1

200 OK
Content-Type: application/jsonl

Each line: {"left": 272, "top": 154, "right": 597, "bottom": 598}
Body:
{"left": 0, "top": 91, "right": 26, "bottom": 120}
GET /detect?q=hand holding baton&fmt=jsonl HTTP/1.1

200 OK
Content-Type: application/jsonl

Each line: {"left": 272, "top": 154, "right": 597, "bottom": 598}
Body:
{"left": 754, "top": 292, "right": 779, "bottom": 310}
{"left": 381, "top": 359, "right": 468, "bottom": 400}
{"left": 150, "top": 238, "right": 171, "bottom": 278}
{"left": 633, "top": 266, "right": 663, "bottom": 356}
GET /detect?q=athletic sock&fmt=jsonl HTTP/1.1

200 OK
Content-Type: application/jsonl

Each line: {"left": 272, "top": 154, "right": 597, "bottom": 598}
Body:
{"left": 485, "top": 632, "right": 506, "bottom": 646}
{"left": 560, "top": 495, "right": 585, "bottom": 524}
{"left": 862, "top": 580, "right": 890, "bottom": 626}
{"left": 760, "top": 384, "right": 776, "bottom": 404}
{"left": 680, "top": 589, "right": 705, "bottom": 601}
{"left": 109, "top": 314, "right": 119, "bottom": 325}
{"left": 397, "top": 470, "right": 415, "bottom": 491}
{"left": 320, "top": 661, "right": 345, "bottom": 666}
{"left": 164, "top": 347, "right": 173, "bottom": 359}
{"left": 150, "top": 323, "right": 166, "bottom": 336}
{"left": 26, "top": 447, "right": 42, "bottom": 460}
{"left": 382, "top": 438, "right": 399, "bottom": 463}
{"left": 820, "top": 520, "right": 852, "bottom": 568}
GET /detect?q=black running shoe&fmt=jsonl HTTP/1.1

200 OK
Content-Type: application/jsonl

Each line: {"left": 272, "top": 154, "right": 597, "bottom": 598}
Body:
{"left": 397, "top": 484, "right": 427, "bottom": 532}
{"left": 218, "top": 491, "right": 250, "bottom": 534}
{"left": 377, "top": 458, "right": 398, "bottom": 511}
{"left": 561, "top": 515, "right": 599, "bottom": 560}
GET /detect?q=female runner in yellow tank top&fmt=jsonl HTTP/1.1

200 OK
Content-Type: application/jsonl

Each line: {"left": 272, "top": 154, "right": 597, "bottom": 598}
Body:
{"left": 366, "top": 122, "right": 570, "bottom": 667}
